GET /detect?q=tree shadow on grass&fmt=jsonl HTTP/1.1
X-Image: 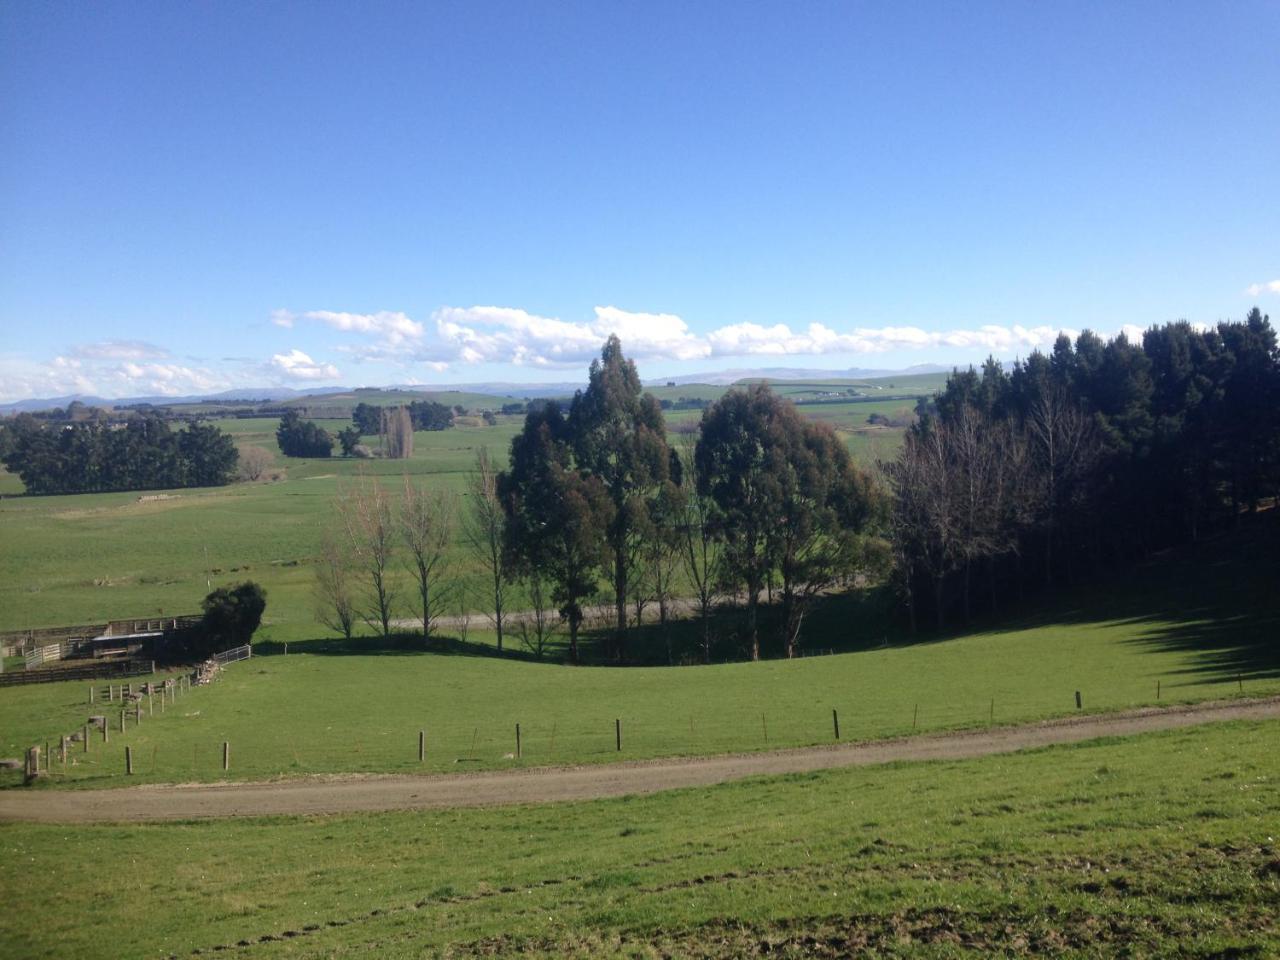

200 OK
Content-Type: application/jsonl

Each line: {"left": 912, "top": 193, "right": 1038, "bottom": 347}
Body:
{"left": 964, "top": 517, "right": 1280, "bottom": 685}
{"left": 256, "top": 518, "right": 1277, "bottom": 680}
{"left": 255, "top": 633, "right": 553, "bottom": 664}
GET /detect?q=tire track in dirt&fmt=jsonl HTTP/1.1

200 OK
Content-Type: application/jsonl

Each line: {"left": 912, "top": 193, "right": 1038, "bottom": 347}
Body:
{"left": 2, "top": 696, "right": 1276, "bottom": 824}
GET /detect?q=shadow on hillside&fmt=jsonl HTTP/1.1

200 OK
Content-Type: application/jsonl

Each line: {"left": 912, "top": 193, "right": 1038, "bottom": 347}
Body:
{"left": 257, "top": 518, "right": 1277, "bottom": 680}
{"left": 960, "top": 517, "right": 1280, "bottom": 685}
{"left": 255, "top": 634, "right": 551, "bottom": 663}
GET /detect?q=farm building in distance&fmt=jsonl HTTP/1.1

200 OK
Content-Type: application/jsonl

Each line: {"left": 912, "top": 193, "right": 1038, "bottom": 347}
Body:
{"left": 0, "top": 615, "right": 201, "bottom": 685}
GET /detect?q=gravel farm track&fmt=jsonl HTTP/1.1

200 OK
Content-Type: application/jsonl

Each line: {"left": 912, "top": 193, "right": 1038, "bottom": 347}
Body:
{"left": 2, "top": 697, "right": 1276, "bottom": 824}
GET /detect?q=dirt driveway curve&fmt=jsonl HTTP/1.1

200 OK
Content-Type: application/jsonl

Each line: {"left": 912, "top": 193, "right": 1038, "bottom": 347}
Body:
{"left": 3, "top": 697, "right": 1276, "bottom": 824}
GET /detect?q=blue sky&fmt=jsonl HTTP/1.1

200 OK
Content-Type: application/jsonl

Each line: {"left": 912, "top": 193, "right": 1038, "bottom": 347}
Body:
{"left": 1, "top": 1, "right": 1276, "bottom": 401}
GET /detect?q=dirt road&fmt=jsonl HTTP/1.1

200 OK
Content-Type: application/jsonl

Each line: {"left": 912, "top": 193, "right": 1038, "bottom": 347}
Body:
{"left": 2, "top": 697, "right": 1275, "bottom": 824}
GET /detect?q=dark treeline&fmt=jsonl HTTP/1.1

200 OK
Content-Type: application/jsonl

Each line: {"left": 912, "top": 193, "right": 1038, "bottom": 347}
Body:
{"left": 0, "top": 414, "right": 239, "bottom": 494}
{"left": 276, "top": 410, "right": 334, "bottom": 457}
{"left": 886, "top": 309, "right": 1280, "bottom": 631}
{"left": 352, "top": 400, "right": 454, "bottom": 435}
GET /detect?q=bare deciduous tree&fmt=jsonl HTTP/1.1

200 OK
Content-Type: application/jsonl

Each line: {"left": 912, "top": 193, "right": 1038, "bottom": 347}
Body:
{"left": 1026, "top": 384, "right": 1100, "bottom": 586}
{"left": 516, "top": 573, "right": 557, "bottom": 659}
{"left": 461, "top": 447, "right": 508, "bottom": 650}
{"left": 236, "top": 445, "right": 274, "bottom": 482}
{"left": 400, "top": 476, "right": 456, "bottom": 641}
{"left": 336, "top": 477, "right": 398, "bottom": 638}
{"left": 679, "top": 442, "right": 723, "bottom": 664}
{"left": 454, "top": 580, "right": 472, "bottom": 644}
{"left": 313, "top": 528, "right": 356, "bottom": 639}
{"left": 884, "top": 420, "right": 959, "bottom": 630}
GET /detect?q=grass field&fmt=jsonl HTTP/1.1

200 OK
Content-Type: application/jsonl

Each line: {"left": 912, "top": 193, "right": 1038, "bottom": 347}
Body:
{"left": 0, "top": 390, "right": 915, "bottom": 634}
{"left": 3, "top": 523, "right": 1275, "bottom": 789}
{"left": 1, "top": 717, "right": 1275, "bottom": 958}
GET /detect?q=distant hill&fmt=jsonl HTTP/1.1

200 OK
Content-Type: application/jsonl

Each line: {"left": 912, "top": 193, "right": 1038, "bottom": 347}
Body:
{"left": 0, "top": 366, "right": 952, "bottom": 415}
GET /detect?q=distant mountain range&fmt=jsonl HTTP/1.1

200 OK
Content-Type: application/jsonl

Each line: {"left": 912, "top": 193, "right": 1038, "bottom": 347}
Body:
{"left": 0, "top": 365, "right": 951, "bottom": 414}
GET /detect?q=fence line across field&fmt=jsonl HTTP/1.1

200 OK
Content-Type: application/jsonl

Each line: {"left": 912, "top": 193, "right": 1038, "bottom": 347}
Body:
{"left": 13, "top": 657, "right": 1255, "bottom": 785}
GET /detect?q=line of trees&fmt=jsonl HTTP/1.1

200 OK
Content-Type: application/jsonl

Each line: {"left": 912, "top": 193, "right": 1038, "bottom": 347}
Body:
{"left": 309, "top": 311, "right": 1278, "bottom": 663}
{"left": 352, "top": 400, "right": 454, "bottom": 435}
{"left": 886, "top": 309, "right": 1280, "bottom": 631}
{"left": 312, "top": 337, "right": 886, "bottom": 664}
{"left": 0, "top": 414, "right": 239, "bottom": 494}
{"left": 315, "top": 461, "right": 518, "bottom": 649}
{"left": 496, "top": 336, "right": 885, "bottom": 663}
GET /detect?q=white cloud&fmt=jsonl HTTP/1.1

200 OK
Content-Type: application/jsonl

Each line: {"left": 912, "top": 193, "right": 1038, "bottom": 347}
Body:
{"left": 301, "top": 309, "right": 424, "bottom": 344}
{"left": 270, "top": 309, "right": 295, "bottom": 328}
{"left": 268, "top": 349, "right": 340, "bottom": 382}
{"left": 1245, "top": 279, "right": 1280, "bottom": 297}
{"left": 0, "top": 351, "right": 233, "bottom": 403}
{"left": 285, "top": 302, "right": 1096, "bottom": 367}
{"left": 435, "top": 304, "right": 709, "bottom": 367}
{"left": 704, "top": 321, "right": 1067, "bottom": 358}
{"left": 70, "top": 339, "right": 171, "bottom": 361}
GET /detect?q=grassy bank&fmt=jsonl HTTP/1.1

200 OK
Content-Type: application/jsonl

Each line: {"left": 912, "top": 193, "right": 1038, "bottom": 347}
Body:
{"left": 1, "top": 717, "right": 1275, "bottom": 958}
{"left": 3, "top": 520, "right": 1275, "bottom": 789}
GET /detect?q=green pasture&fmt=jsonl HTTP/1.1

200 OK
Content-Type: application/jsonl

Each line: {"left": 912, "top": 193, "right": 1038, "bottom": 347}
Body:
{"left": 0, "top": 420, "right": 527, "bottom": 633}
{"left": 2, "top": 718, "right": 1275, "bottom": 958}
{"left": 3, "top": 522, "right": 1275, "bottom": 788}
{"left": 0, "top": 398, "right": 911, "bottom": 634}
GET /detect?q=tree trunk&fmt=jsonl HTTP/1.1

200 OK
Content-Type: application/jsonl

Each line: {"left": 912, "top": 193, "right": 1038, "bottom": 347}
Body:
{"left": 419, "top": 560, "right": 430, "bottom": 642}
{"left": 934, "top": 575, "right": 945, "bottom": 632}
{"left": 493, "top": 562, "right": 504, "bottom": 652}
{"left": 747, "top": 582, "right": 760, "bottom": 661}
{"left": 1044, "top": 527, "right": 1053, "bottom": 589}
{"left": 659, "top": 596, "right": 670, "bottom": 665}
{"left": 701, "top": 596, "right": 712, "bottom": 664}
{"left": 905, "top": 578, "right": 917, "bottom": 636}
{"left": 614, "top": 543, "right": 627, "bottom": 661}
{"left": 568, "top": 614, "right": 579, "bottom": 665}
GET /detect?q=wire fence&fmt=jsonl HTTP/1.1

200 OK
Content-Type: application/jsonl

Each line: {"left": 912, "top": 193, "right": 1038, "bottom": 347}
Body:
{"left": 12, "top": 664, "right": 1267, "bottom": 786}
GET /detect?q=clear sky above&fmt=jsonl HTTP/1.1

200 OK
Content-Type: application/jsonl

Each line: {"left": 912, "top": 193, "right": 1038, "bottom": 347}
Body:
{"left": 1, "top": 1, "right": 1276, "bottom": 401}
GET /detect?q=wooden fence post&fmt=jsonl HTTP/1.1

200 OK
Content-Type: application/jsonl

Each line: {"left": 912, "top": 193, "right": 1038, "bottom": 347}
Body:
{"left": 615, "top": 718, "right": 621, "bottom": 752}
{"left": 89, "top": 685, "right": 94, "bottom": 704}
{"left": 103, "top": 720, "right": 109, "bottom": 744}
{"left": 516, "top": 723, "right": 521, "bottom": 759}
{"left": 832, "top": 708, "right": 840, "bottom": 740}
{"left": 125, "top": 746, "right": 133, "bottom": 775}
{"left": 418, "top": 730, "right": 425, "bottom": 762}
{"left": 912, "top": 704, "right": 919, "bottom": 730}
{"left": 83, "top": 724, "right": 90, "bottom": 752}
{"left": 761, "top": 712, "right": 768, "bottom": 744}
{"left": 1075, "top": 691, "right": 1082, "bottom": 710}
{"left": 222, "top": 741, "right": 229, "bottom": 772}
